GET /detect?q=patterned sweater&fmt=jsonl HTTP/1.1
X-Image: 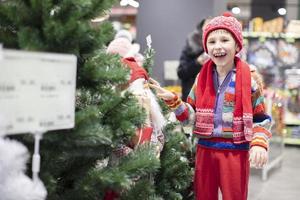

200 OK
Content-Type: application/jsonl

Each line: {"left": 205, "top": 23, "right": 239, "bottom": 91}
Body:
{"left": 169, "top": 68, "right": 272, "bottom": 150}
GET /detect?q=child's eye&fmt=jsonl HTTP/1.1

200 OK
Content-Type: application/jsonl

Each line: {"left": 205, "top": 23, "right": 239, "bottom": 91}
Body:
{"left": 222, "top": 39, "right": 229, "bottom": 42}
{"left": 208, "top": 40, "right": 215, "bottom": 44}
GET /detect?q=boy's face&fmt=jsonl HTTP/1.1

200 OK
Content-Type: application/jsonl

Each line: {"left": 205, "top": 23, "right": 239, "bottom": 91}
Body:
{"left": 206, "top": 29, "right": 240, "bottom": 69}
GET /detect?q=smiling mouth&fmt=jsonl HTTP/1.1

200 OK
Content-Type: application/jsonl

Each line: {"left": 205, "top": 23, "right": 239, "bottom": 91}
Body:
{"left": 213, "top": 52, "right": 226, "bottom": 57}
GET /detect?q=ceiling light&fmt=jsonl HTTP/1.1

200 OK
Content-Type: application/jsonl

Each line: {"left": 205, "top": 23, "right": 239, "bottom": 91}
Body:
{"left": 278, "top": 8, "right": 286, "bottom": 15}
{"left": 231, "top": 6, "right": 240, "bottom": 15}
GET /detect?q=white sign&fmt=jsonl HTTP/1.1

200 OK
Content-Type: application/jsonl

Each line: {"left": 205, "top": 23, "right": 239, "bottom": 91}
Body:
{"left": 0, "top": 49, "right": 77, "bottom": 135}
{"left": 164, "top": 60, "right": 179, "bottom": 80}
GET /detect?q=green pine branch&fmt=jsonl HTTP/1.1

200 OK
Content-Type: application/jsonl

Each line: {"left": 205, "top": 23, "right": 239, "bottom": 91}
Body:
{"left": 143, "top": 46, "right": 155, "bottom": 75}
{"left": 155, "top": 122, "right": 194, "bottom": 199}
{"left": 75, "top": 145, "right": 160, "bottom": 200}
{"left": 2, "top": 1, "right": 195, "bottom": 199}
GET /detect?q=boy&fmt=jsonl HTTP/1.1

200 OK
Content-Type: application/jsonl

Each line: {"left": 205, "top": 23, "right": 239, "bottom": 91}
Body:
{"left": 149, "top": 13, "right": 271, "bottom": 200}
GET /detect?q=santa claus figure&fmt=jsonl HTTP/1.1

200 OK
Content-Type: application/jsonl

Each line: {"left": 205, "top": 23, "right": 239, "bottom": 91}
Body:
{"left": 103, "top": 36, "right": 166, "bottom": 200}
{"left": 106, "top": 37, "right": 166, "bottom": 158}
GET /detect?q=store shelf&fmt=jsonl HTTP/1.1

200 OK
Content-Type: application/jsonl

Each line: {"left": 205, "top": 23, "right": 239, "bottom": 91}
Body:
{"left": 284, "top": 137, "right": 300, "bottom": 145}
{"left": 284, "top": 123, "right": 300, "bottom": 145}
{"left": 243, "top": 32, "right": 300, "bottom": 39}
{"left": 110, "top": 6, "right": 137, "bottom": 17}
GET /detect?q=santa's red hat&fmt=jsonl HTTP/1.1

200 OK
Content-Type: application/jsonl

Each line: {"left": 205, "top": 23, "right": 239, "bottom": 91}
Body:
{"left": 122, "top": 57, "right": 149, "bottom": 83}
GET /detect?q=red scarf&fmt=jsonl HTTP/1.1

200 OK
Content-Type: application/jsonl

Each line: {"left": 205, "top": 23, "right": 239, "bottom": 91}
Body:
{"left": 194, "top": 57, "right": 253, "bottom": 142}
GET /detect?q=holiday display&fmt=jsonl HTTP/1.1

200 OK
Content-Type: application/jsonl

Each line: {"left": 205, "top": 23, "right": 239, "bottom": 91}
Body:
{"left": 106, "top": 35, "right": 166, "bottom": 157}
{"left": 243, "top": 25, "right": 300, "bottom": 165}
{"left": 246, "top": 37, "right": 300, "bottom": 89}
{"left": 0, "top": 0, "right": 155, "bottom": 199}
{"left": 247, "top": 40, "right": 277, "bottom": 69}
{"left": 277, "top": 40, "right": 299, "bottom": 67}
{"left": 264, "top": 89, "right": 285, "bottom": 137}
{"left": 283, "top": 69, "right": 300, "bottom": 145}
{"left": 0, "top": 1, "right": 193, "bottom": 199}
{"left": 105, "top": 35, "right": 193, "bottom": 199}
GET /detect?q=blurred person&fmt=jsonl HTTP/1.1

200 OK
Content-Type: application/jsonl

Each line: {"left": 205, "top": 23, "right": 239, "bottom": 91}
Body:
{"left": 150, "top": 13, "right": 272, "bottom": 200}
{"left": 177, "top": 18, "right": 211, "bottom": 101}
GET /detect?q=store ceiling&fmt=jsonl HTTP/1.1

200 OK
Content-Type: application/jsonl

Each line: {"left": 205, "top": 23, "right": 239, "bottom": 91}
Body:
{"left": 227, "top": 0, "right": 252, "bottom": 19}
{"left": 228, "top": 0, "right": 251, "bottom": 3}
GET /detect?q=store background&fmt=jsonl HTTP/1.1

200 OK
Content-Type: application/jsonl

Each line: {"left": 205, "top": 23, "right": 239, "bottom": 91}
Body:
{"left": 136, "top": 0, "right": 226, "bottom": 85}
{"left": 109, "top": 1, "right": 300, "bottom": 199}
{"left": 133, "top": 0, "right": 298, "bottom": 84}
{"left": 1, "top": 0, "right": 299, "bottom": 199}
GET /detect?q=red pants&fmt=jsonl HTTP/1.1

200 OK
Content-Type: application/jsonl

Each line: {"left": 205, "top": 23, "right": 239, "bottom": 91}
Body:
{"left": 194, "top": 145, "right": 249, "bottom": 200}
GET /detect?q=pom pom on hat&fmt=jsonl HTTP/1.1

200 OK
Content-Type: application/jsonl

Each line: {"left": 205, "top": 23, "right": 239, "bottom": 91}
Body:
{"left": 114, "top": 29, "right": 133, "bottom": 43}
{"left": 106, "top": 38, "right": 133, "bottom": 58}
{"left": 202, "top": 12, "right": 243, "bottom": 54}
{"left": 106, "top": 37, "right": 140, "bottom": 58}
{"left": 222, "top": 11, "right": 233, "bottom": 17}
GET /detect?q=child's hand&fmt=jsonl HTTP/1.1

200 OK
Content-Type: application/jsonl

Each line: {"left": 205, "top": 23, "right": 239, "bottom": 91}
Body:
{"left": 249, "top": 146, "right": 268, "bottom": 168}
{"left": 148, "top": 78, "right": 175, "bottom": 101}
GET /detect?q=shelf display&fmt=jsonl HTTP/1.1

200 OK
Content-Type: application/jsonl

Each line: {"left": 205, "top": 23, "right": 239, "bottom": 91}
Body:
{"left": 277, "top": 40, "right": 299, "bottom": 67}
{"left": 283, "top": 69, "right": 300, "bottom": 145}
{"left": 245, "top": 33, "right": 300, "bottom": 147}
{"left": 286, "top": 20, "right": 300, "bottom": 34}
{"left": 247, "top": 40, "right": 277, "bottom": 69}
{"left": 266, "top": 89, "right": 285, "bottom": 137}
{"left": 260, "top": 88, "right": 285, "bottom": 180}
{"left": 243, "top": 31, "right": 300, "bottom": 179}
{"left": 249, "top": 17, "right": 284, "bottom": 33}
{"left": 245, "top": 35, "right": 300, "bottom": 89}
{"left": 242, "top": 31, "right": 300, "bottom": 39}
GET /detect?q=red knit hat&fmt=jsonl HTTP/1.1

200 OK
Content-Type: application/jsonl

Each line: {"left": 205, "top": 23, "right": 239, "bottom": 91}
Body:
{"left": 202, "top": 12, "right": 243, "bottom": 53}
{"left": 122, "top": 57, "right": 149, "bottom": 83}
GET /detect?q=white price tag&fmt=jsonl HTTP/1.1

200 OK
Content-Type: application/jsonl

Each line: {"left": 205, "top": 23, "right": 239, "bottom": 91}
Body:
{"left": 0, "top": 49, "right": 77, "bottom": 135}
{"left": 164, "top": 60, "right": 179, "bottom": 80}
{"left": 146, "top": 35, "right": 152, "bottom": 49}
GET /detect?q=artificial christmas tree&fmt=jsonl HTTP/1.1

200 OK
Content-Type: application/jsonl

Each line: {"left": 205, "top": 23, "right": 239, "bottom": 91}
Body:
{"left": 0, "top": 1, "right": 193, "bottom": 199}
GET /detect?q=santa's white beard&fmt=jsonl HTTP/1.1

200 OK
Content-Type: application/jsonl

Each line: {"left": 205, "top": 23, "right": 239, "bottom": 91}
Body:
{"left": 127, "top": 78, "right": 166, "bottom": 131}
{"left": 0, "top": 137, "right": 47, "bottom": 200}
